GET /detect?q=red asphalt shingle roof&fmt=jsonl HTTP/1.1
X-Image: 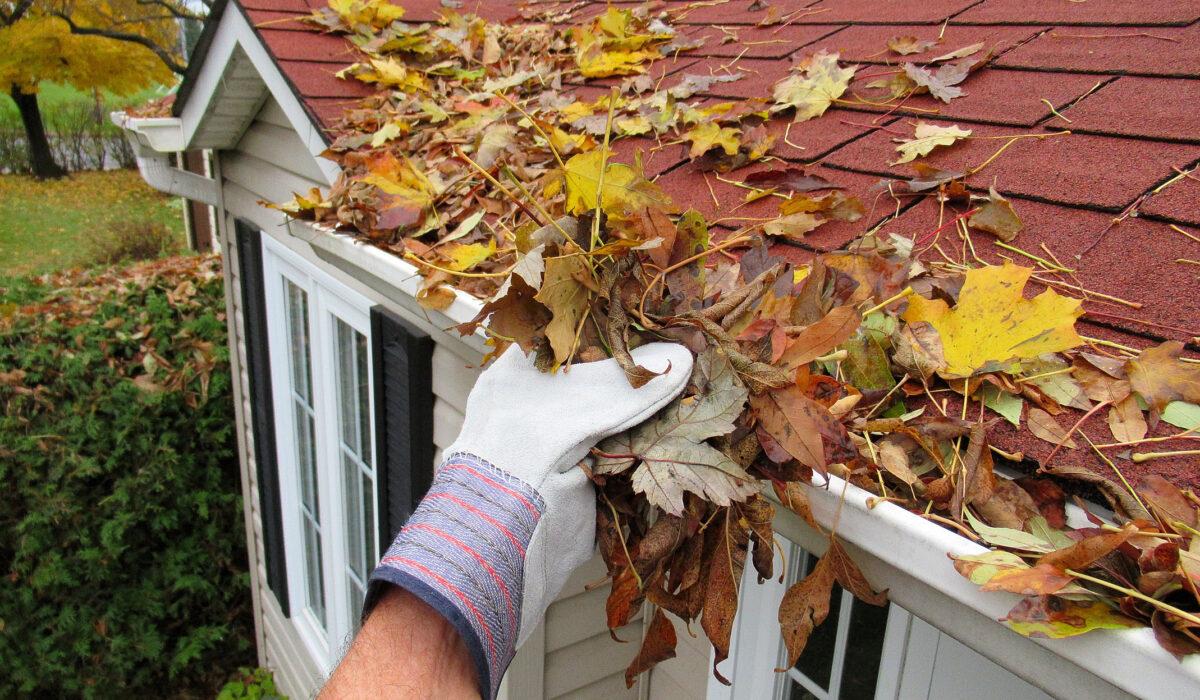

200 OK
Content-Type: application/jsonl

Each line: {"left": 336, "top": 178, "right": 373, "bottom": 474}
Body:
{"left": 230, "top": 0, "right": 1200, "bottom": 485}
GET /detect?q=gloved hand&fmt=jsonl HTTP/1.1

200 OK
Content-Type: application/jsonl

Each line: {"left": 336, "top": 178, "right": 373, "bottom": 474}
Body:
{"left": 365, "top": 342, "right": 693, "bottom": 699}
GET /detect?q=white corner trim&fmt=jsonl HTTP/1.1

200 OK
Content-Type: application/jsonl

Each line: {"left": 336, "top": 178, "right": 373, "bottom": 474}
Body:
{"left": 175, "top": 3, "right": 340, "bottom": 185}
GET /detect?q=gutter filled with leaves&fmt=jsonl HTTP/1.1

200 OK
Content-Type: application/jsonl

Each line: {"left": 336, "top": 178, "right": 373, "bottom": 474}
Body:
{"left": 263, "top": 0, "right": 1200, "bottom": 680}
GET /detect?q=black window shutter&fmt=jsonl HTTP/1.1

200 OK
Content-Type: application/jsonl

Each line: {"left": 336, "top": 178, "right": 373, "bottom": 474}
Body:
{"left": 370, "top": 306, "right": 435, "bottom": 546}
{"left": 233, "top": 219, "right": 290, "bottom": 616}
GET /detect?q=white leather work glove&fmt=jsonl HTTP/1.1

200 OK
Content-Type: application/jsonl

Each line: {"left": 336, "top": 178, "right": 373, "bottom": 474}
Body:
{"left": 365, "top": 342, "right": 693, "bottom": 698}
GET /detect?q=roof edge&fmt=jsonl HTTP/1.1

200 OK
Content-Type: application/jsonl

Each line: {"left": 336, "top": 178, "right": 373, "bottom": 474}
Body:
{"left": 172, "top": 0, "right": 230, "bottom": 118}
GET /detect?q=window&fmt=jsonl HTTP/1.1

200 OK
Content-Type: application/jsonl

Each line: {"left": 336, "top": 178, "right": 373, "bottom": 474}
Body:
{"left": 263, "top": 237, "right": 378, "bottom": 670}
{"left": 712, "top": 536, "right": 910, "bottom": 700}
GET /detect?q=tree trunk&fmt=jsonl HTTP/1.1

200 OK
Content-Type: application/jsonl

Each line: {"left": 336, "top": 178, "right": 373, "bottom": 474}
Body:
{"left": 10, "top": 87, "right": 66, "bottom": 179}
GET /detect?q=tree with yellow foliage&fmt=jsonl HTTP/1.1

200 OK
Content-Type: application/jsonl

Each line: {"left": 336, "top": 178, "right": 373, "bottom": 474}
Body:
{"left": 0, "top": 1, "right": 205, "bottom": 178}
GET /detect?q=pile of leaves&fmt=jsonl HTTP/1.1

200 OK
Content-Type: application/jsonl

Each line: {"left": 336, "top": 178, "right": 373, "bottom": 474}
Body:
{"left": 272, "top": 0, "right": 1200, "bottom": 682}
{"left": 0, "top": 254, "right": 252, "bottom": 696}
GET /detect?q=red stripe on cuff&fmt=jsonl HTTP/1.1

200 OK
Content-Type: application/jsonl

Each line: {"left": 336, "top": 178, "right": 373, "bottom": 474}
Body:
{"left": 405, "top": 523, "right": 517, "bottom": 632}
{"left": 441, "top": 462, "right": 542, "bottom": 520}
{"left": 424, "top": 492, "right": 528, "bottom": 556}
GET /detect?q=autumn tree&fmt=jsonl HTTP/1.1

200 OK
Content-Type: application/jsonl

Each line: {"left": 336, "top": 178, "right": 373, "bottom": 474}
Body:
{"left": 0, "top": 1, "right": 208, "bottom": 178}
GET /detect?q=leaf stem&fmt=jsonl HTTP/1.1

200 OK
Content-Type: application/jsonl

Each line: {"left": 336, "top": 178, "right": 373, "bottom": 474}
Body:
{"left": 862, "top": 286, "right": 914, "bottom": 316}
{"left": 602, "top": 492, "right": 643, "bottom": 590}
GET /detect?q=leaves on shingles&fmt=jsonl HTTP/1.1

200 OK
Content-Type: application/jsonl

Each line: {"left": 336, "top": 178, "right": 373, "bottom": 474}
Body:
{"left": 624, "top": 608, "right": 677, "bottom": 687}
{"left": 594, "top": 350, "right": 758, "bottom": 515}
{"left": 741, "top": 168, "right": 843, "bottom": 194}
{"left": 892, "top": 122, "right": 972, "bottom": 165}
{"left": 771, "top": 50, "right": 857, "bottom": 122}
{"left": 778, "top": 539, "right": 885, "bottom": 669}
{"left": 901, "top": 263, "right": 1084, "bottom": 378}
{"left": 887, "top": 35, "right": 938, "bottom": 56}
{"left": 968, "top": 188, "right": 1023, "bottom": 242}
{"left": 902, "top": 54, "right": 985, "bottom": 103}
{"left": 559, "top": 149, "right": 676, "bottom": 217}
{"left": 684, "top": 122, "right": 742, "bottom": 159}
{"left": 1027, "top": 407, "right": 1077, "bottom": 449}
{"left": 778, "top": 305, "right": 861, "bottom": 370}
{"left": 1126, "top": 340, "right": 1200, "bottom": 414}
{"left": 573, "top": 7, "right": 673, "bottom": 78}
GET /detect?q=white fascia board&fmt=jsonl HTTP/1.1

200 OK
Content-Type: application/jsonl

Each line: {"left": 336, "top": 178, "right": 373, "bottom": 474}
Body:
{"left": 109, "top": 114, "right": 187, "bottom": 152}
{"left": 175, "top": 3, "right": 340, "bottom": 185}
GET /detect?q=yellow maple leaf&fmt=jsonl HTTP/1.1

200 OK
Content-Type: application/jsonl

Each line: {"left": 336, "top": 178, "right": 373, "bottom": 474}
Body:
{"left": 444, "top": 240, "right": 497, "bottom": 272}
{"left": 771, "top": 50, "right": 857, "bottom": 122}
{"left": 901, "top": 263, "right": 1083, "bottom": 378}
{"left": 342, "top": 57, "right": 429, "bottom": 93}
{"left": 892, "top": 122, "right": 972, "bottom": 164}
{"left": 535, "top": 254, "right": 592, "bottom": 366}
{"left": 328, "top": 0, "right": 405, "bottom": 29}
{"left": 684, "top": 122, "right": 741, "bottom": 159}
{"left": 559, "top": 150, "right": 676, "bottom": 216}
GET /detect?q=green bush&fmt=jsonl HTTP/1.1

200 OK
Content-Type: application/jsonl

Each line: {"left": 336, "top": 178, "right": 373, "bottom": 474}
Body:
{"left": 86, "top": 220, "right": 182, "bottom": 267}
{"left": 217, "top": 667, "right": 287, "bottom": 700}
{"left": 0, "top": 254, "right": 253, "bottom": 697}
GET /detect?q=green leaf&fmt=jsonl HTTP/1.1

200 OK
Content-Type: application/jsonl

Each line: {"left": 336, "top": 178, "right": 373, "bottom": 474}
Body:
{"left": 965, "top": 509, "right": 1055, "bottom": 552}
{"left": 951, "top": 550, "right": 1029, "bottom": 585}
{"left": 980, "top": 385, "right": 1023, "bottom": 427}
{"left": 1162, "top": 401, "right": 1200, "bottom": 431}
{"left": 1005, "top": 597, "right": 1139, "bottom": 639}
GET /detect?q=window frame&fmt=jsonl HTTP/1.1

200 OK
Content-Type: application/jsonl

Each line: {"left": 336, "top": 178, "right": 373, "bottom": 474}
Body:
{"left": 262, "top": 235, "right": 379, "bottom": 671}
{"left": 708, "top": 536, "right": 913, "bottom": 700}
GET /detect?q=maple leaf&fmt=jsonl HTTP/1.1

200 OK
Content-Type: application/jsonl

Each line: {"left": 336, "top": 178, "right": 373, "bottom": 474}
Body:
{"left": 443, "top": 240, "right": 496, "bottom": 272}
{"left": 341, "top": 57, "right": 430, "bottom": 93}
{"left": 771, "top": 50, "right": 857, "bottom": 122}
{"left": 1127, "top": 341, "right": 1200, "bottom": 414}
{"left": 887, "top": 36, "right": 938, "bottom": 55}
{"left": 684, "top": 122, "right": 741, "bottom": 159}
{"left": 902, "top": 61, "right": 970, "bottom": 103}
{"left": 892, "top": 122, "right": 972, "bottom": 165}
{"left": 968, "top": 187, "right": 1023, "bottom": 242}
{"left": 901, "top": 263, "right": 1084, "bottom": 378}
{"left": 594, "top": 351, "right": 758, "bottom": 515}
{"left": 534, "top": 252, "right": 591, "bottom": 366}
{"left": 559, "top": 150, "right": 676, "bottom": 217}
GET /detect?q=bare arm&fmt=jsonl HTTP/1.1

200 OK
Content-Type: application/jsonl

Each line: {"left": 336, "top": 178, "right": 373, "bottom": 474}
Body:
{"left": 321, "top": 587, "right": 480, "bottom": 700}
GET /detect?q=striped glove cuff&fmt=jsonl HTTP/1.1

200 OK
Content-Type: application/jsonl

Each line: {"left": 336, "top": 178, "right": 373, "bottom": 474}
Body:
{"left": 364, "top": 452, "right": 545, "bottom": 699}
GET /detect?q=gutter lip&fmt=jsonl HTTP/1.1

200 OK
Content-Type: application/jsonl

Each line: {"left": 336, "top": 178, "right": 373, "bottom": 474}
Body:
{"left": 291, "top": 218, "right": 1200, "bottom": 695}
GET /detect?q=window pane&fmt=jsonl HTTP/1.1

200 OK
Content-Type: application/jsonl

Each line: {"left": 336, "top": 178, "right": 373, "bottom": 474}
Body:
{"left": 362, "top": 469, "right": 376, "bottom": 565}
{"left": 794, "top": 553, "right": 839, "bottom": 690}
{"left": 336, "top": 320, "right": 359, "bottom": 455}
{"left": 789, "top": 681, "right": 821, "bottom": 700}
{"left": 286, "top": 281, "right": 312, "bottom": 403}
{"left": 343, "top": 452, "right": 364, "bottom": 580}
{"left": 296, "top": 405, "right": 317, "bottom": 513}
{"left": 356, "top": 330, "right": 371, "bottom": 463}
{"left": 303, "top": 519, "right": 326, "bottom": 627}
{"left": 837, "top": 595, "right": 889, "bottom": 699}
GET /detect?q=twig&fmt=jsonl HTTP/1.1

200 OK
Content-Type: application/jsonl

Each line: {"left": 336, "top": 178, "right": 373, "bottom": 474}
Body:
{"left": 862, "top": 286, "right": 914, "bottom": 316}
{"left": 1169, "top": 224, "right": 1200, "bottom": 245}
{"left": 1095, "top": 433, "right": 1199, "bottom": 450}
{"left": 1044, "top": 400, "right": 1112, "bottom": 466}
{"left": 1030, "top": 276, "right": 1143, "bottom": 308}
{"left": 1052, "top": 31, "right": 1180, "bottom": 42}
{"left": 1132, "top": 449, "right": 1200, "bottom": 463}
{"left": 1084, "top": 309, "right": 1200, "bottom": 339}
{"left": 636, "top": 235, "right": 753, "bottom": 326}
{"left": 1066, "top": 569, "right": 1200, "bottom": 627}
{"left": 967, "top": 131, "right": 1071, "bottom": 176}
{"left": 456, "top": 147, "right": 548, "bottom": 228}
{"left": 1041, "top": 98, "right": 1072, "bottom": 123}
{"left": 994, "top": 241, "right": 1075, "bottom": 273}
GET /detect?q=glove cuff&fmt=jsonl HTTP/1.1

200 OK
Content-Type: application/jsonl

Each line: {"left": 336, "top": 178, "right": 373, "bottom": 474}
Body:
{"left": 364, "top": 452, "right": 545, "bottom": 700}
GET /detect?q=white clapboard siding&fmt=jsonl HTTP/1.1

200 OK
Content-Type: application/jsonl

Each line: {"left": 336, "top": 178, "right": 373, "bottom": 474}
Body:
{"left": 648, "top": 624, "right": 710, "bottom": 699}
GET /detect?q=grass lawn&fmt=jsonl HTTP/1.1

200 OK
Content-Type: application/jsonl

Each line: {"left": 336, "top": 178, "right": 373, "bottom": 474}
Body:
{"left": 0, "top": 170, "right": 185, "bottom": 276}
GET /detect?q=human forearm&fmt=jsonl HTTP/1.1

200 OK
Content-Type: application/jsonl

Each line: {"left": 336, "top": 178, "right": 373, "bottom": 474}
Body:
{"left": 321, "top": 587, "right": 479, "bottom": 700}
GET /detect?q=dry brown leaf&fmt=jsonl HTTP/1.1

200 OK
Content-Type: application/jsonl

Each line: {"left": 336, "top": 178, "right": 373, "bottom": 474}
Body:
{"left": 624, "top": 608, "right": 677, "bottom": 687}
{"left": 1027, "top": 407, "right": 1076, "bottom": 449}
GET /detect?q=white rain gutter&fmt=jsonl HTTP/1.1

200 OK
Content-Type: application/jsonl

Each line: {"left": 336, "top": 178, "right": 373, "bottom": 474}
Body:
{"left": 286, "top": 218, "right": 1199, "bottom": 699}
{"left": 110, "top": 113, "right": 220, "bottom": 208}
